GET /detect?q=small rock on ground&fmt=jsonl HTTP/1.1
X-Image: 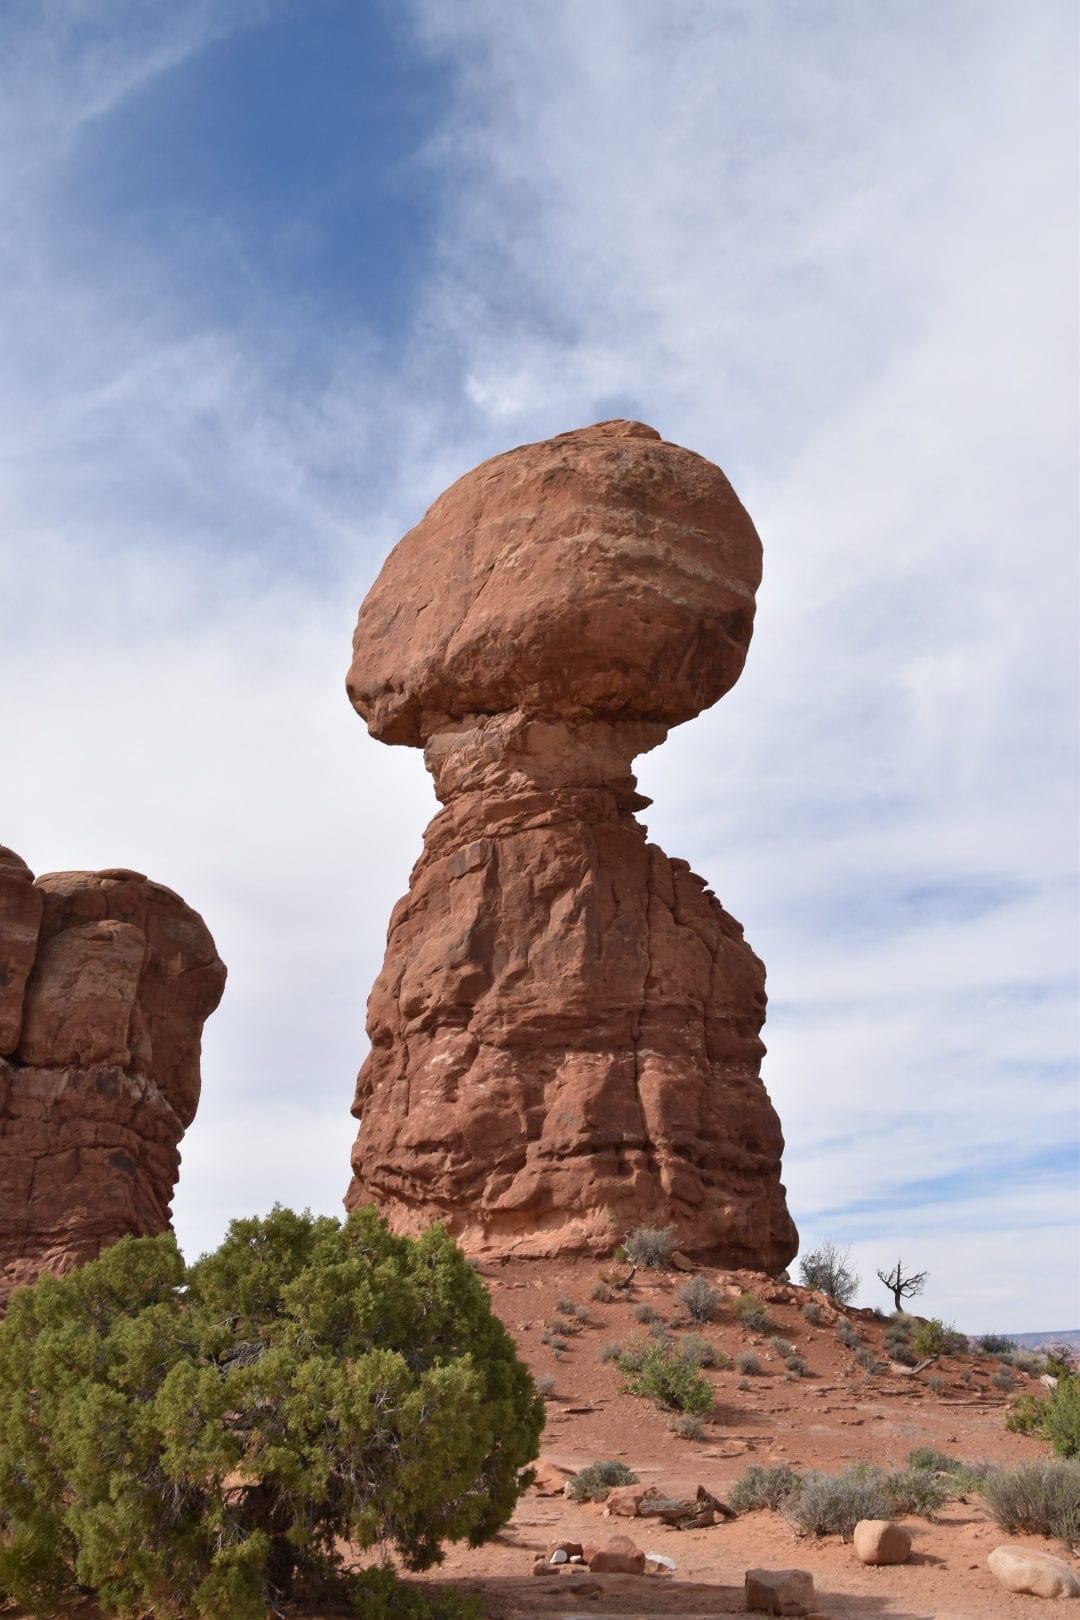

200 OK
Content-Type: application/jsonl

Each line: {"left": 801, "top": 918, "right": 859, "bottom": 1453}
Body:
{"left": 988, "top": 1544, "right": 1080, "bottom": 1598}
{"left": 745, "top": 1565, "right": 816, "bottom": 1615}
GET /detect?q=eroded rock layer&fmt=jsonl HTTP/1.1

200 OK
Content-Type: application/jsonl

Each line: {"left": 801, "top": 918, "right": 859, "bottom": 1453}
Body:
{"left": 345, "top": 421, "right": 797, "bottom": 1267}
{"left": 0, "top": 854, "right": 225, "bottom": 1303}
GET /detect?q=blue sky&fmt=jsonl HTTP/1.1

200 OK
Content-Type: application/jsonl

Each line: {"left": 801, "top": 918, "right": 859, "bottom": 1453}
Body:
{"left": 2, "top": 0, "right": 1076, "bottom": 1332}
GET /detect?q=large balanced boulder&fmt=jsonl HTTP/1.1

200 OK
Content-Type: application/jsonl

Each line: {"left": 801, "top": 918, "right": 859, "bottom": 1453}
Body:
{"left": 0, "top": 853, "right": 225, "bottom": 1303}
{"left": 344, "top": 421, "right": 797, "bottom": 1267}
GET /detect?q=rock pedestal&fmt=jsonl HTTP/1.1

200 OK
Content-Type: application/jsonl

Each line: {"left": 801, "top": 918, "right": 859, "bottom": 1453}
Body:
{"left": 0, "top": 852, "right": 225, "bottom": 1303}
{"left": 344, "top": 420, "right": 797, "bottom": 1267}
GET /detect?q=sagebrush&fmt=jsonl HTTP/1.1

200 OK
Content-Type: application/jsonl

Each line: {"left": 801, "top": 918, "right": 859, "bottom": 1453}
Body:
{"left": 566, "top": 1460, "right": 639, "bottom": 1503}
{"left": 617, "top": 1338, "right": 713, "bottom": 1415}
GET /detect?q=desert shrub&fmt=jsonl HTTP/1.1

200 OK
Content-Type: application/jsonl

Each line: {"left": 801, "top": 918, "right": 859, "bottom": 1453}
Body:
{"left": 977, "top": 1332, "right": 1016, "bottom": 1355}
{"left": 991, "top": 1366, "right": 1015, "bottom": 1392}
{"left": 854, "top": 1345, "right": 874, "bottom": 1369}
{"left": 555, "top": 1296, "right": 577, "bottom": 1315}
{"left": 574, "top": 1303, "right": 591, "bottom": 1323}
{"left": 908, "top": 1446, "right": 962, "bottom": 1473}
{"left": 566, "top": 1460, "right": 639, "bottom": 1504}
{"left": 1005, "top": 1393, "right": 1046, "bottom": 1434}
{"left": 648, "top": 1324, "right": 675, "bottom": 1350}
{"left": 769, "top": 1335, "right": 794, "bottom": 1357}
{"left": 802, "top": 1301, "right": 825, "bottom": 1326}
{"left": 836, "top": 1319, "right": 861, "bottom": 1349}
{"left": 1045, "top": 1346, "right": 1078, "bottom": 1379}
{"left": 590, "top": 1280, "right": 614, "bottom": 1303}
{"left": 912, "top": 1317, "right": 968, "bottom": 1359}
{"left": 734, "top": 1293, "right": 777, "bottom": 1333}
{"left": 883, "top": 1328, "right": 918, "bottom": 1366}
{"left": 534, "top": 1372, "right": 556, "bottom": 1397}
{"left": 981, "top": 1458, "right": 1080, "bottom": 1545}
{"left": 679, "top": 1333, "right": 726, "bottom": 1369}
{"left": 729, "top": 1462, "right": 802, "bottom": 1511}
{"left": 1008, "top": 1348, "right": 1044, "bottom": 1375}
{"left": 634, "top": 1302, "right": 661, "bottom": 1324}
{"left": 883, "top": 1467, "right": 949, "bottom": 1517}
{"left": 541, "top": 1330, "right": 568, "bottom": 1352}
{"left": 928, "top": 1373, "right": 946, "bottom": 1395}
{"left": 784, "top": 1353, "right": 809, "bottom": 1377}
{"left": 671, "top": 1412, "right": 706, "bottom": 1441}
{"left": 676, "top": 1275, "right": 720, "bottom": 1323}
{"left": 597, "top": 1339, "right": 623, "bottom": 1364}
{"left": 789, "top": 1464, "right": 892, "bottom": 1538}
{"left": 0, "top": 1207, "right": 542, "bottom": 1618}
{"left": 617, "top": 1339, "right": 713, "bottom": 1415}
{"left": 622, "top": 1224, "right": 677, "bottom": 1269}
{"left": 346, "top": 1565, "right": 482, "bottom": 1620}
{"left": 735, "top": 1350, "right": 762, "bottom": 1375}
{"left": 798, "top": 1241, "right": 860, "bottom": 1305}
{"left": 1042, "top": 1376, "right": 1080, "bottom": 1458}
{"left": 736, "top": 1376, "right": 751, "bottom": 1390}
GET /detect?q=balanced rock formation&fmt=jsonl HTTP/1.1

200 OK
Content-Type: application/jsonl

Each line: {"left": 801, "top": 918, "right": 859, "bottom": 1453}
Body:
{"left": 345, "top": 420, "right": 797, "bottom": 1267}
{"left": 0, "top": 851, "right": 225, "bottom": 1303}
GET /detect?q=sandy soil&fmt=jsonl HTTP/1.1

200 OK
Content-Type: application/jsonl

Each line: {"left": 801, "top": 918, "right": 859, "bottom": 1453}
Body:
{"left": 408, "top": 1257, "right": 1079, "bottom": 1620}
{"left": 5, "top": 1255, "right": 1076, "bottom": 1618}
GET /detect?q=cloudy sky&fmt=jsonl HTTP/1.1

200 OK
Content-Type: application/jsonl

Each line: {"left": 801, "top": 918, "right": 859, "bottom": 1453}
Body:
{"left": 3, "top": 1, "right": 1076, "bottom": 1334}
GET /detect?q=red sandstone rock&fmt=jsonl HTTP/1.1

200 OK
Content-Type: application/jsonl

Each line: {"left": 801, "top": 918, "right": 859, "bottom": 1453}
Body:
{"left": 0, "top": 857, "right": 225, "bottom": 1304}
{"left": 605, "top": 1483, "right": 648, "bottom": 1517}
{"left": 586, "top": 1534, "right": 646, "bottom": 1575}
{"left": 344, "top": 421, "right": 797, "bottom": 1269}
{"left": 852, "top": 1519, "right": 911, "bottom": 1565}
{"left": 0, "top": 847, "right": 42, "bottom": 1055}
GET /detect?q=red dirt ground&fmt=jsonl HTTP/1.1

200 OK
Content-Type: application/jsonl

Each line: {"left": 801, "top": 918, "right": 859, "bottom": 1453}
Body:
{"left": 5, "top": 1255, "right": 1076, "bottom": 1618}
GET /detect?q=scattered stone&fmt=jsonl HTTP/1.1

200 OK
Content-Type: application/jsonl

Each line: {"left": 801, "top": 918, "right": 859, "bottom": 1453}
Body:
{"left": 343, "top": 420, "right": 797, "bottom": 1269}
{"left": 988, "top": 1545, "right": 1080, "bottom": 1598}
{"left": 1040, "top": 1373, "right": 1059, "bottom": 1389}
{"left": 853, "top": 1519, "right": 912, "bottom": 1565}
{"left": 531, "top": 1459, "right": 574, "bottom": 1495}
{"left": 670, "top": 1250, "right": 695, "bottom": 1271}
{"left": 605, "top": 1483, "right": 648, "bottom": 1517}
{"left": 745, "top": 1567, "right": 816, "bottom": 1616}
{"left": 586, "top": 1533, "right": 647, "bottom": 1575}
{"left": 644, "top": 1551, "right": 677, "bottom": 1571}
{"left": 545, "top": 1540, "right": 583, "bottom": 1564}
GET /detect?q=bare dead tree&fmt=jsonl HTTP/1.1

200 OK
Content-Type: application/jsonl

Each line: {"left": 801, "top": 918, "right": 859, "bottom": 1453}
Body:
{"left": 876, "top": 1258, "right": 928, "bottom": 1313}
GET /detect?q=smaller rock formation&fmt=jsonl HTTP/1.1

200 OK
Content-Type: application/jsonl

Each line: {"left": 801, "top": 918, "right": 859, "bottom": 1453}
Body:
{"left": 0, "top": 850, "right": 225, "bottom": 1304}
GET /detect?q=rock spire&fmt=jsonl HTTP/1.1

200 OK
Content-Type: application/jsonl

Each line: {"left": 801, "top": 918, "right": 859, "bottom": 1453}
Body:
{"left": 344, "top": 420, "right": 797, "bottom": 1267}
